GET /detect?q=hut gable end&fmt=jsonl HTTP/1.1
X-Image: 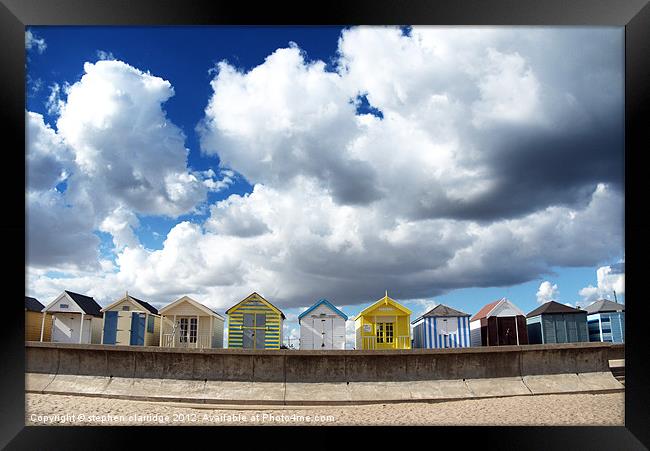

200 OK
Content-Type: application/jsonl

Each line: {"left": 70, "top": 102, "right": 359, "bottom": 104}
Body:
{"left": 159, "top": 296, "right": 223, "bottom": 319}
{"left": 44, "top": 292, "right": 84, "bottom": 314}
{"left": 227, "top": 292, "right": 285, "bottom": 319}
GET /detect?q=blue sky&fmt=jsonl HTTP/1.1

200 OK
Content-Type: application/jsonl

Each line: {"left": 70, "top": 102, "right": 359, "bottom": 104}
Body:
{"left": 26, "top": 26, "right": 625, "bottom": 345}
{"left": 27, "top": 27, "right": 344, "bottom": 249}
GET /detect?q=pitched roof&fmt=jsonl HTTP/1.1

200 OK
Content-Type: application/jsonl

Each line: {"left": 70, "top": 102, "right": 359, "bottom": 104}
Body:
{"left": 585, "top": 299, "right": 625, "bottom": 314}
{"left": 470, "top": 298, "right": 526, "bottom": 322}
{"left": 298, "top": 299, "right": 348, "bottom": 323}
{"left": 25, "top": 296, "right": 45, "bottom": 312}
{"left": 412, "top": 304, "right": 470, "bottom": 324}
{"left": 526, "top": 300, "right": 585, "bottom": 318}
{"left": 159, "top": 295, "right": 225, "bottom": 319}
{"left": 64, "top": 290, "right": 102, "bottom": 316}
{"left": 356, "top": 293, "right": 412, "bottom": 318}
{"left": 127, "top": 295, "right": 159, "bottom": 315}
{"left": 226, "top": 292, "right": 286, "bottom": 319}
{"left": 470, "top": 299, "right": 501, "bottom": 322}
{"left": 101, "top": 294, "right": 160, "bottom": 315}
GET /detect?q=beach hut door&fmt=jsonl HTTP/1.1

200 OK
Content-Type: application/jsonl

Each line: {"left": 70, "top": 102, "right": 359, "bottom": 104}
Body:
{"left": 242, "top": 313, "right": 266, "bottom": 349}
{"left": 102, "top": 311, "right": 118, "bottom": 345}
{"left": 177, "top": 318, "right": 198, "bottom": 345}
{"left": 315, "top": 317, "right": 333, "bottom": 348}
{"left": 130, "top": 312, "right": 146, "bottom": 346}
{"left": 498, "top": 317, "right": 518, "bottom": 345}
{"left": 52, "top": 316, "right": 76, "bottom": 342}
{"left": 242, "top": 314, "right": 254, "bottom": 348}
{"left": 255, "top": 314, "right": 266, "bottom": 349}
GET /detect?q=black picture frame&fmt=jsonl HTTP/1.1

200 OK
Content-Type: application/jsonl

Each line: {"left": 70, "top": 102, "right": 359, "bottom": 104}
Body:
{"left": 3, "top": 0, "right": 649, "bottom": 447}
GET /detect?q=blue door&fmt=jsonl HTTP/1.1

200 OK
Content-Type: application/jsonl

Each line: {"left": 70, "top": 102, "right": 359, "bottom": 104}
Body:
{"left": 130, "top": 313, "right": 146, "bottom": 345}
{"left": 103, "top": 311, "right": 118, "bottom": 345}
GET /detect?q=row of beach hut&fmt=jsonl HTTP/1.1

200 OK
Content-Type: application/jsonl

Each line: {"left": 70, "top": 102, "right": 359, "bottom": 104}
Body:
{"left": 25, "top": 290, "right": 624, "bottom": 350}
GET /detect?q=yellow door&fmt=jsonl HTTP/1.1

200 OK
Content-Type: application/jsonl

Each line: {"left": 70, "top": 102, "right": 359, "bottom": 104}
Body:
{"left": 375, "top": 322, "right": 395, "bottom": 349}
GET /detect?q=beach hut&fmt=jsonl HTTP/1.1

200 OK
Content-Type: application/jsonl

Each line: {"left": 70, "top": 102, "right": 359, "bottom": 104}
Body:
{"left": 226, "top": 292, "right": 285, "bottom": 349}
{"left": 585, "top": 299, "right": 625, "bottom": 343}
{"left": 298, "top": 299, "right": 348, "bottom": 350}
{"left": 25, "top": 296, "right": 51, "bottom": 342}
{"left": 355, "top": 292, "right": 412, "bottom": 350}
{"left": 100, "top": 292, "right": 161, "bottom": 346}
{"left": 411, "top": 304, "right": 471, "bottom": 349}
{"left": 40, "top": 291, "right": 103, "bottom": 344}
{"left": 469, "top": 298, "right": 528, "bottom": 346}
{"left": 525, "top": 301, "right": 589, "bottom": 344}
{"left": 158, "top": 296, "right": 225, "bottom": 348}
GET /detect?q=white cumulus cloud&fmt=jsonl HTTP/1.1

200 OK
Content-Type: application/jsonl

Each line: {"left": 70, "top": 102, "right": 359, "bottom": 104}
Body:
{"left": 27, "top": 28, "right": 625, "bottom": 314}
{"left": 27, "top": 60, "right": 219, "bottom": 270}
{"left": 578, "top": 263, "right": 625, "bottom": 306}
{"left": 536, "top": 281, "right": 559, "bottom": 304}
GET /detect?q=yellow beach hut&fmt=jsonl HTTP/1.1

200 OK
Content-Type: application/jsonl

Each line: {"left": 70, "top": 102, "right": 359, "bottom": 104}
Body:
{"left": 355, "top": 292, "right": 412, "bottom": 350}
{"left": 25, "top": 297, "right": 51, "bottom": 342}
{"left": 226, "top": 292, "right": 285, "bottom": 349}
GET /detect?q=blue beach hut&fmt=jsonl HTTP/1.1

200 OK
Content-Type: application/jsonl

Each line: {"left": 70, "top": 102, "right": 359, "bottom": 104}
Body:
{"left": 585, "top": 299, "right": 625, "bottom": 343}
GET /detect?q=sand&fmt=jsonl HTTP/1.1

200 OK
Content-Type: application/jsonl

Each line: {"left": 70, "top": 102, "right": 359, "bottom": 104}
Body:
{"left": 25, "top": 392, "right": 624, "bottom": 426}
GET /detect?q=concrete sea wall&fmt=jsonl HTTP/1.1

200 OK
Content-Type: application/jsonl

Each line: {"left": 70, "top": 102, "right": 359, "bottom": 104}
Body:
{"left": 25, "top": 342, "right": 624, "bottom": 405}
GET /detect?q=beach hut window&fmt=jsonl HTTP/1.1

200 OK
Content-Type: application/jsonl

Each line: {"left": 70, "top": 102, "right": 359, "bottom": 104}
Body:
{"left": 189, "top": 318, "right": 198, "bottom": 343}
{"left": 385, "top": 323, "right": 394, "bottom": 343}
{"left": 375, "top": 322, "right": 394, "bottom": 344}
{"left": 256, "top": 314, "right": 266, "bottom": 327}
{"left": 59, "top": 304, "right": 69, "bottom": 309}
{"left": 122, "top": 306, "right": 130, "bottom": 311}
{"left": 178, "top": 318, "right": 198, "bottom": 343}
{"left": 147, "top": 315, "right": 154, "bottom": 333}
{"left": 179, "top": 318, "right": 188, "bottom": 342}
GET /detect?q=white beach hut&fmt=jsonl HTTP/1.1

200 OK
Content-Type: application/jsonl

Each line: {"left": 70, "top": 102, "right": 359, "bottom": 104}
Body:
{"left": 298, "top": 299, "right": 348, "bottom": 350}
{"left": 159, "top": 296, "right": 225, "bottom": 349}
{"left": 40, "top": 290, "right": 103, "bottom": 344}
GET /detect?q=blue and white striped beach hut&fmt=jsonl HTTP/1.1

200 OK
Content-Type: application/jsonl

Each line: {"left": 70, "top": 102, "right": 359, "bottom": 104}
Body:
{"left": 585, "top": 299, "right": 625, "bottom": 343}
{"left": 411, "top": 304, "right": 471, "bottom": 348}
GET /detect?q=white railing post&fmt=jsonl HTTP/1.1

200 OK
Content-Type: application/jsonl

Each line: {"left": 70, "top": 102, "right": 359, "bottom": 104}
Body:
{"left": 159, "top": 316, "right": 164, "bottom": 346}
{"left": 79, "top": 313, "right": 85, "bottom": 344}
{"left": 40, "top": 312, "right": 46, "bottom": 342}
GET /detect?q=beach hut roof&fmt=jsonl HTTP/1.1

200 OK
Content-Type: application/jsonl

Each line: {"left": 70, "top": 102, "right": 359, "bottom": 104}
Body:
{"left": 585, "top": 299, "right": 625, "bottom": 314}
{"left": 25, "top": 296, "right": 45, "bottom": 312}
{"left": 412, "top": 304, "right": 470, "bottom": 324}
{"left": 470, "top": 299, "right": 501, "bottom": 322}
{"left": 127, "top": 296, "right": 158, "bottom": 314}
{"left": 63, "top": 291, "right": 102, "bottom": 315}
{"left": 357, "top": 292, "right": 412, "bottom": 318}
{"left": 526, "top": 300, "right": 585, "bottom": 318}
{"left": 470, "top": 298, "right": 524, "bottom": 322}
{"left": 226, "top": 292, "right": 286, "bottom": 319}
{"left": 100, "top": 292, "right": 159, "bottom": 315}
{"left": 298, "top": 299, "right": 348, "bottom": 323}
{"left": 159, "top": 295, "right": 224, "bottom": 319}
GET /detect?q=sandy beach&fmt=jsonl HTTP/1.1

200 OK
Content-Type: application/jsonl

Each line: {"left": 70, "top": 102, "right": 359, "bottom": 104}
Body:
{"left": 26, "top": 392, "right": 624, "bottom": 426}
